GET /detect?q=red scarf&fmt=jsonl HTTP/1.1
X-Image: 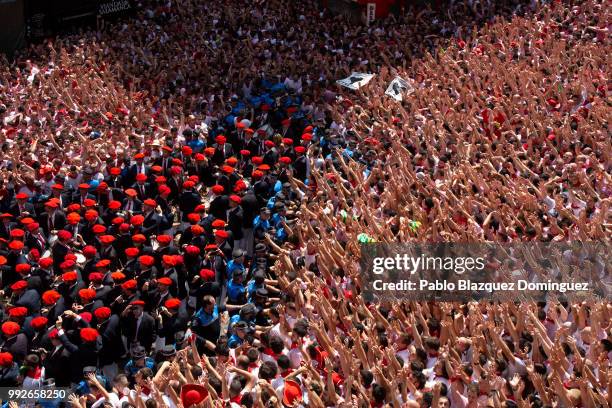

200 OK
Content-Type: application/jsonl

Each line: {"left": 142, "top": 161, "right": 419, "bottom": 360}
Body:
{"left": 26, "top": 366, "right": 42, "bottom": 379}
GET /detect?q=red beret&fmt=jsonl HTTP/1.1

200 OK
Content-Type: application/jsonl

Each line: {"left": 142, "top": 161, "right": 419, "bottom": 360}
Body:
{"left": 28, "top": 248, "right": 39, "bottom": 260}
{"left": 157, "top": 277, "right": 173, "bottom": 286}
{"left": 156, "top": 235, "right": 172, "bottom": 245}
{"left": 0, "top": 256, "right": 5, "bottom": 266}
{"left": 15, "top": 193, "right": 28, "bottom": 200}
{"left": 229, "top": 195, "right": 242, "bottom": 204}
{"left": 155, "top": 176, "right": 167, "bottom": 184}
{"left": 92, "top": 224, "right": 106, "bottom": 234}
{"left": 251, "top": 156, "right": 263, "bottom": 165}
{"left": 279, "top": 156, "right": 292, "bottom": 164}
{"left": 221, "top": 165, "right": 235, "bottom": 174}
{"left": 215, "top": 135, "right": 226, "bottom": 144}
{"left": 111, "top": 272, "right": 126, "bottom": 281}
{"left": 162, "top": 255, "right": 175, "bottom": 266}
{"left": 191, "top": 225, "right": 204, "bottom": 235}
{"left": 199, "top": 268, "right": 215, "bottom": 281}
{"left": 170, "top": 166, "right": 182, "bottom": 175}
{"left": 19, "top": 217, "right": 34, "bottom": 225}
{"left": 282, "top": 138, "right": 293, "bottom": 145}
{"left": 301, "top": 133, "right": 313, "bottom": 141}
{"left": 8, "top": 307, "right": 28, "bottom": 318}
{"left": 66, "top": 213, "right": 81, "bottom": 224}
{"left": 194, "top": 153, "right": 205, "bottom": 162}
{"left": 112, "top": 217, "right": 125, "bottom": 225}
{"left": 121, "top": 279, "right": 137, "bottom": 291}
{"left": 84, "top": 210, "right": 99, "bottom": 221}
{"left": 165, "top": 298, "right": 181, "bottom": 309}
{"left": 182, "top": 146, "right": 193, "bottom": 155}
{"left": 110, "top": 167, "right": 121, "bottom": 176}
{"left": 99, "top": 235, "right": 115, "bottom": 245}
{"left": 264, "top": 140, "right": 275, "bottom": 148}
{"left": 183, "top": 181, "right": 195, "bottom": 189}
{"left": 65, "top": 253, "right": 77, "bottom": 262}
{"left": 295, "top": 146, "right": 306, "bottom": 153}
{"left": 94, "top": 307, "right": 111, "bottom": 320}
{"left": 83, "top": 245, "right": 97, "bottom": 257}
{"left": 10, "top": 280, "right": 28, "bottom": 291}
{"left": 150, "top": 165, "right": 162, "bottom": 173}
{"left": 204, "top": 244, "right": 218, "bottom": 251}
{"left": 78, "top": 183, "right": 90, "bottom": 190}
{"left": 39, "top": 257, "right": 53, "bottom": 268}
{"left": 0, "top": 352, "right": 13, "bottom": 367}
{"left": 134, "top": 153, "right": 145, "bottom": 160}
{"left": 1, "top": 322, "right": 20, "bottom": 336}
{"left": 118, "top": 223, "right": 130, "bottom": 233}
{"left": 204, "top": 147, "right": 215, "bottom": 156}
{"left": 136, "top": 173, "right": 148, "bottom": 182}
{"left": 185, "top": 245, "right": 200, "bottom": 256}
{"left": 42, "top": 290, "right": 61, "bottom": 305}
{"left": 281, "top": 118, "right": 291, "bottom": 126}
{"left": 108, "top": 200, "right": 122, "bottom": 210}
{"left": 26, "top": 222, "right": 40, "bottom": 232}
{"left": 15, "top": 263, "right": 31, "bottom": 274}
{"left": 132, "top": 234, "right": 147, "bottom": 243}
{"left": 130, "top": 300, "right": 145, "bottom": 307}
{"left": 95, "top": 259, "right": 111, "bottom": 269}
{"left": 240, "top": 149, "right": 251, "bottom": 156}
{"left": 62, "top": 271, "right": 78, "bottom": 282}
{"left": 245, "top": 128, "right": 254, "bottom": 134}
{"left": 258, "top": 164, "right": 271, "bottom": 171}
{"left": 234, "top": 180, "right": 247, "bottom": 192}
{"left": 79, "top": 288, "right": 97, "bottom": 301}
{"left": 66, "top": 203, "right": 81, "bottom": 213}
{"left": 211, "top": 219, "right": 226, "bottom": 229}
{"left": 187, "top": 213, "right": 201, "bottom": 223}
{"left": 9, "top": 240, "right": 24, "bottom": 250}
{"left": 97, "top": 182, "right": 108, "bottom": 191}
{"left": 143, "top": 199, "right": 157, "bottom": 207}
{"left": 130, "top": 215, "right": 144, "bottom": 226}
{"left": 80, "top": 327, "right": 99, "bottom": 342}
{"left": 251, "top": 170, "right": 263, "bottom": 180}
{"left": 226, "top": 157, "right": 238, "bottom": 166}
{"left": 89, "top": 272, "right": 104, "bottom": 282}
{"left": 44, "top": 201, "right": 59, "bottom": 209}
{"left": 211, "top": 185, "right": 224, "bottom": 195}
{"left": 30, "top": 316, "right": 48, "bottom": 330}
{"left": 125, "top": 247, "right": 140, "bottom": 257}
{"left": 138, "top": 255, "right": 155, "bottom": 267}
{"left": 194, "top": 204, "right": 206, "bottom": 213}
{"left": 124, "top": 189, "right": 137, "bottom": 198}
{"left": 158, "top": 185, "right": 171, "bottom": 196}
{"left": 172, "top": 158, "right": 183, "bottom": 166}
{"left": 83, "top": 199, "right": 97, "bottom": 208}
{"left": 47, "top": 329, "right": 59, "bottom": 340}
{"left": 0, "top": 213, "right": 12, "bottom": 219}
{"left": 215, "top": 230, "right": 229, "bottom": 239}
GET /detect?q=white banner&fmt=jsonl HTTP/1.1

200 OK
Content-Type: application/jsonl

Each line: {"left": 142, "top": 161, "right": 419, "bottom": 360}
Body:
{"left": 337, "top": 72, "right": 375, "bottom": 90}
{"left": 385, "top": 76, "right": 414, "bottom": 101}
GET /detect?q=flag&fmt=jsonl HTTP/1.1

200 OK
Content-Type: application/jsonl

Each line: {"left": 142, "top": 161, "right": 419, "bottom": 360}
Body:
{"left": 337, "top": 73, "right": 375, "bottom": 90}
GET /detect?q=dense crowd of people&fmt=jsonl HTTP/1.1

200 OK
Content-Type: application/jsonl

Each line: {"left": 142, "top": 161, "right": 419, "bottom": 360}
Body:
{"left": 0, "top": 0, "right": 610, "bottom": 406}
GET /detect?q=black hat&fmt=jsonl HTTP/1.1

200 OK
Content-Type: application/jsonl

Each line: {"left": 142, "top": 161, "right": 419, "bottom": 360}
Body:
{"left": 255, "top": 288, "right": 269, "bottom": 298}
{"left": 255, "top": 243, "right": 267, "bottom": 252}
{"left": 131, "top": 346, "right": 146, "bottom": 359}
{"left": 161, "top": 345, "right": 176, "bottom": 357}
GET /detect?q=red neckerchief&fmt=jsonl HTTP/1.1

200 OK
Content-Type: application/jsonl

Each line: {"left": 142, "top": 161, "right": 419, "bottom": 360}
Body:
{"left": 26, "top": 366, "right": 42, "bottom": 379}
{"left": 290, "top": 339, "right": 303, "bottom": 350}
{"left": 263, "top": 348, "right": 278, "bottom": 360}
{"left": 248, "top": 362, "right": 259, "bottom": 372}
{"left": 230, "top": 394, "right": 242, "bottom": 404}
{"left": 281, "top": 369, "right": 293, "bottom": 377}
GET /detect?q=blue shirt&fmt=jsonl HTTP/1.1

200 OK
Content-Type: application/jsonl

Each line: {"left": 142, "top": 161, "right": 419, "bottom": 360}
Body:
{"left": 194, "top": 304, "right": 219, "bottom": 326}
{"left": 227, "top": 334, "right": 244, "bottom": 349}
{"left": 226, "top": 280, "right": 246, "bottom": 304}
{"left": 226, "top": 260, "right": 245, "bottom": 280}
{"left": 253, "top": 216, "right": 271, "bottom": 231}
{"left": 124, "top": 358, "right": 155, "bottom": 377}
